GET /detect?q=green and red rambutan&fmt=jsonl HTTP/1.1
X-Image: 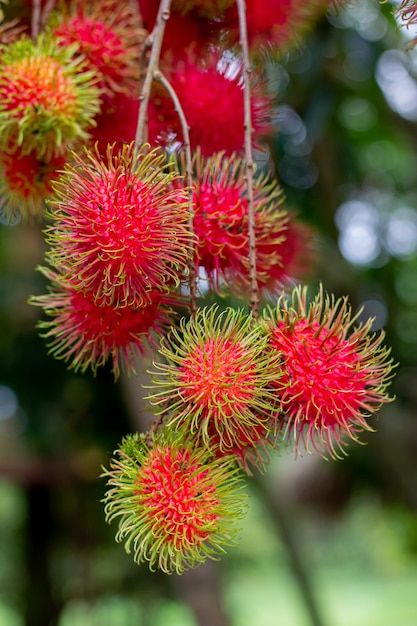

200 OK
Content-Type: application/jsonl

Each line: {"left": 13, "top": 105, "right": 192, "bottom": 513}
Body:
{"left": 102, "top": 432, "right": 247, "bottom": 574}
{"left": 147, "top": 305, "right": 281, "bottom": 457}
{"left": 263, "top": 285, "right": 396, "bottom": 458}
{"left": 44, "top": 142, "right": 191, "bottom": 308}
{"left": 50, "top": 0, "right": 145, "bottom": 95}
{"left": 30, "top": 267, "right": 182, "bottom": 379}
{"left": 0, "top": 34, "right": 100, "bottom": 160}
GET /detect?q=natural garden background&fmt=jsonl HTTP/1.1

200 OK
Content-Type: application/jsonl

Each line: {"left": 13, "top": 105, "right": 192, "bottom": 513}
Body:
{"left": 0, "top": 1, "right": 416, "bottom": 625}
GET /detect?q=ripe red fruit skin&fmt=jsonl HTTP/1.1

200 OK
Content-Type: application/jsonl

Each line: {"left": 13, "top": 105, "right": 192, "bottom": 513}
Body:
{"left": 51, "top": 0, "right": 145, "bottom": 96}
{"left": 30, "top": 267, "right": 182, "bottom": 379}
{"left": 137, "top": 0, "right": 225, "bottom": 56}
{"left": 44, "top": 142, "right": 190, "bottom": 308}
{"left": 263, "top": 285, "right": 396, "bottom": 458}
{"left": 181, "top": 151, "right": 287, "bottom": 296}
{"left": 223, "top": 0, "right": 334, "bottom": 55}
{"left": 0, "top": 146, "right": 67, "bottom": 222}
{"left": 149, "top": 52, "right": 271, "bottom": 156}
{"left": 87, "top": 92, "right": 139, "bottom": 157}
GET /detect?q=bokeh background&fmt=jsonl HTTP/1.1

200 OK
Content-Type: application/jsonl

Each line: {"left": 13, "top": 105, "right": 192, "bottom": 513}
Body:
{"left": 1, "top": 1, "right": 417, "bottom": 625}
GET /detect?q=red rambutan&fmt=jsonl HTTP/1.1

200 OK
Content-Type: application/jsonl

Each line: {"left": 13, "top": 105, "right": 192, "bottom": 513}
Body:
{"left": 30, "top": 267, "right": 182, "bottom": 379}
{"left": 202, "top": 415, "right": 280, "bottom": 475}
{"left": 51, "top": 0, "right": 145, "bottom": 95}
{"left": 45, "top": 142, "right": 190, "bottom": 308}
{"left": 87, "top": 91, "right": 139, "bottom": 157}
{"left": 137, "top": 0, "right": 224, "bottom": 56}
{"left": 223, "top": 0, "right": 333, "bottom": 55}
{"left": 252, "top": 213, "right": 318, "bottom": 298}
{"left": 180, "top": 151, "right": 287, "bottom": 295}
{"left": 0, "top": 145, "right": 66, "bottom": 221}
{"left": 149, "top": 52, "right": 271, "bottom": 155}
{"left": 263, "top": 285, "right": 396, "bottom": 458}
{"left": 171, "top": 0, "right": 234, "bottom": 17}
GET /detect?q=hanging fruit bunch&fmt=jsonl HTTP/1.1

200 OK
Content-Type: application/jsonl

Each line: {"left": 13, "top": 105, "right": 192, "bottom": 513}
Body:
{"left": 0, "top": 0, "right": 396, "bottom": 575}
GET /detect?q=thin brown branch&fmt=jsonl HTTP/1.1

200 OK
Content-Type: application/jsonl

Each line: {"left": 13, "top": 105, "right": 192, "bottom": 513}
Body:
{"left": 154, "top": 69, "right": 197, "bottom": 317}
{"left": 31, "top": 0, "right": 42, "bottom": 40}
{"left": 146, "top": 414, "right": 164, "bottom": 448}
{"left": 236, "top": 0, "right": 259, "bottom": 317}
{"left": 134, "top": 0, "right": 172, "bottom": 155}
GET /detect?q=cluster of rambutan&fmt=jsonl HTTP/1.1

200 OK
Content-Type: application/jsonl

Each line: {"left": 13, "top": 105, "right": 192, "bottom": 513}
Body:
{"left": 104, "top": 288, "right": 395, "bottom": 574}
{"left": 1, "top": 0, "right": 397, "bottom": 574}
{"left": 0, "top": 0, "right": 336, "bottom": 218}
{"left": 0, "top": 0, "right": 145, "bottom": 219}
{"left": 30, "top": 142, "right": 192, "bottom": 378}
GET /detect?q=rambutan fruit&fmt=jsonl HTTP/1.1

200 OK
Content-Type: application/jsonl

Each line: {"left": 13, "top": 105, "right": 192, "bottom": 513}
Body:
{"left": 200, "top": 415, "right": 280, "bottom": 476}
{"left": 103, "top": 431, "right": 246, "bottom": 574}
{"left": 149, "top": 51, "right": 271, "bottom": 155}
{"left": 50, "top": 0, "right": 145, "bottom": 95}
{"left": 147, "top": 305, "right": 281, "bottom": 456}
{"left": 263, "top": 285, "right": 396, "bottom": 458}
{"left": 171, "top": 0, "right": 234, "bottom": 17}
{"left": 137, "top": 0, "right": 224, "bottom": 56}
{"left": 0, "top": 34, "right": 100, "bottom": 160}
{"left": 223, "top": 0, "right": 333, "bottom": 56}
{"left": 30, "top": 267, "right": 182, "bottom": 379}
{"left": 0, "top": 145, "right": 66, "bottom": 222}
{"left": 240, "top": 213, "right": 318, "bottom": 299}
{"left": 88, "top": 91, "right": 139, "bottom": 158}
{"left": 179, "top": 151, "right": 287, "bottom": 295}
{"left": 44, "top": 142, "right": 191, "bottom": 308}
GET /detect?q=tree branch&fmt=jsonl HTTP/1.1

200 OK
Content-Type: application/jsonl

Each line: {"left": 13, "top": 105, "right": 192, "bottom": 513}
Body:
{"left": 31, "top": 0, "right": 42, "bottom": 40}
{"left": 134, "top": 0, "right": 172, "bottom": 154}
{"left": 236, "top": 0, "right": 259, "bottom": 317}
{"left": 154, "top": 69, "right": 197, "bottom": 316}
